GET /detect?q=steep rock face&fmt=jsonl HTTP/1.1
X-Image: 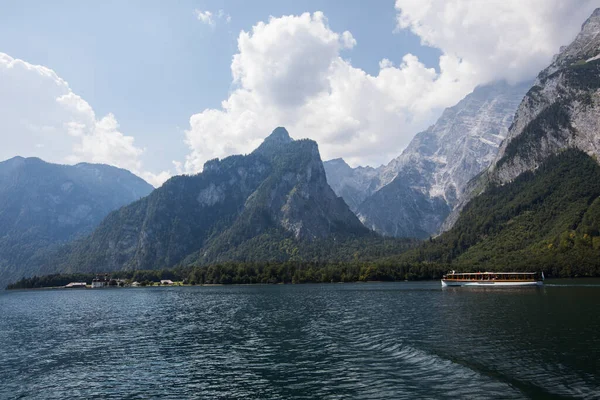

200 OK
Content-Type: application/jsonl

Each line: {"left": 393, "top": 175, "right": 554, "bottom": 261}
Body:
{"left": 443, "top": 8, "right": 600, "bottom": 233}
{"left": 323, "top": 158, "right": 381, "bottom": 212}
{"left": 404, "top": 149, "right": 600, "bottom": 274}
{"left": 42, "top": 128, "right": 368, "bottom": 274}
{"left": 538, "top": 9, "right": 600, "bottom": 81}
{"left": 357, "top": 177, "right": 450, "bottom": 239}
{"left": 0, "top": 157, "right": 153, "bottom": 287}
{"left": 383, "top": 81, "right": 531, "bottom": 206}
{"left": 247, "top": 134, "right": 367, "bottom": 240}
{"left": 333, "top": 80, "right": 530, "bottom": 238}
{"left": 491, "top": 8, "right": 600, "bottom": 184}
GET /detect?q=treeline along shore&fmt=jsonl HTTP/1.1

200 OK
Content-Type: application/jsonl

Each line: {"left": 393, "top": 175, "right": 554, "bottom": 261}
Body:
{"left": 7, "top": 257, "right": 600, "bottom": 289}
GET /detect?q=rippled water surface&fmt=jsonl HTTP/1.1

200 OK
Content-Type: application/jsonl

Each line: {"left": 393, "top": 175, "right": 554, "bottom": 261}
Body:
{"left": 1, "top": 281, "right": 599, "bottom": 399}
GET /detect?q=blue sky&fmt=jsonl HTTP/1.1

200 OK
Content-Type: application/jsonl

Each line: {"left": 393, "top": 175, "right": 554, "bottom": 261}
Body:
{"left": 0, "top": 0, "right": 596, "bottom": 185}
{"left": 0, "top": 1, "right": 437, "bottom": 176}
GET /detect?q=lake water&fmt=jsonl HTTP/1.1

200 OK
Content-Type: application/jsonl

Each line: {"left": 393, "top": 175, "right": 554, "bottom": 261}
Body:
{"left": 1, "top": 281, "right": 599, "bottom": 399}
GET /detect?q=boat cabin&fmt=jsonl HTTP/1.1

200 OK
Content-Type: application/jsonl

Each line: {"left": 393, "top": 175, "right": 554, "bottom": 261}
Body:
{"left": 442, "top": 272, "right": 542, "bottom": 282}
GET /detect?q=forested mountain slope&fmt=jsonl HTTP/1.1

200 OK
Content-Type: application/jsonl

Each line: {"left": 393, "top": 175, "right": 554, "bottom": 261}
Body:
{"left": 0, "top": 157, "right": 153, "bottom": 287}
{"left": 403, "top": 150, "right": 600, "bottom": 276}
{"left": 33, "top": 128, "right": 390, "bottom": 275}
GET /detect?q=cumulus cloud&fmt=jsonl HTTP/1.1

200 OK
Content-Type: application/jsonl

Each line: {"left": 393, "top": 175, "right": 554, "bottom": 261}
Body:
{"left": 394, "top": 0, "right": 599, "bottom": 85}
{"left": 0, "top": 52, "right": 169, "bottom": 187}
{"left": 183, "top": 12, "right": 471, "bottom": 171}
{"left": 184, "top": 4, "right": 596, "bottom": 171}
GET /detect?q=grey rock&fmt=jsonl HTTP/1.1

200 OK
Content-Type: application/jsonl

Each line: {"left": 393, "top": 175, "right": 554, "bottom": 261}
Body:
{"left": 41, "top": 128, "right": 368, "bottom": 274}
{"left": 444, "top": 8, "right": 600, "bottom": 232}
{"left": 491, "top": 8, "right": 600, "bottom": 184}
{"left": 323, "top": 158, "right": 382, "bottom": 212}
{"left": 326, "top": 80, "right": 530, "bottom": 237}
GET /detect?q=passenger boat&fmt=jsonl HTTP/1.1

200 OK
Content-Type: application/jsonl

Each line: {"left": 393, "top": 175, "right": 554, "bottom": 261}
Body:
{"left": 441, "top": 271, "right": 543, "bottom": 287}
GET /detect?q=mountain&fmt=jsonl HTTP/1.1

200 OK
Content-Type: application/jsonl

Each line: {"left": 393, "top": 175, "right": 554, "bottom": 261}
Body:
{"left": 443, "top": 8, "right": 600, "bottom": 232}
{"left": 0, "top": 157, "right": 153, "bottom": 287}
{"left": 404, "top": 9, "right": 600, "bottom": 275}
{"left": 404, "top": 149, "right": 600, "bottom": 276}
{"left": 322, "top": 158, "right": 381, "bottom": 212}
{"left": 491, "top": 9, "right": 600, "bottom": 184}
{"left": 326, "top": 80, "right": 531, "bottom": 238}
{"left": 37, "top": 128, "right": 371, "bottom": 275}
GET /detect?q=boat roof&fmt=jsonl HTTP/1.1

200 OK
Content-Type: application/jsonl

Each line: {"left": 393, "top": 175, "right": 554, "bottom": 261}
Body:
{"left": 446, "top": 272, "right": 537, "bottom": 275}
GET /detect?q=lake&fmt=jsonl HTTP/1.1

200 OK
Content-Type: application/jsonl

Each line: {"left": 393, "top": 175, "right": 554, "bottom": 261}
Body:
{"left": 0, "top": 281, "right": 599, "bottom": 399}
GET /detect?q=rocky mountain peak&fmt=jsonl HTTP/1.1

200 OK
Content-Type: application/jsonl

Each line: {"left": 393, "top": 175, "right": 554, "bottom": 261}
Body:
{"left": 38, "top": 127, "right": 367, "bottom": 276}
{"left": 490, "top": 8, "right": 600, "bottom": 186}
{"left": 443, "top": 8, "right": 600, "bottom": 233}
{"left": 323, "top": 157, "right": 382, "bottom": 212}
{"left": 253, "top": 127, "right": 295, "bottom": 157}
{"left": 582, "top": 8, "right": 600, "bottom": 32}
{"left": 265, "top": 126, "right": 293, "bottom": 144}
{"left": 539, "top": 8, "right": 600, "bottom": 81}
{"left": 327, "top": 158, "right": 350, "bottom": 167}
{"left": 326, "top": 80, "right": 530, "bottom": 237}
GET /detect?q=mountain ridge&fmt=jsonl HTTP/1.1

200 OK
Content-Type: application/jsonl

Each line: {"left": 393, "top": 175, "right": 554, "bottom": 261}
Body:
{"left": 0, "top": 157, "right": 154, "bottom": 287}
{"left": 32, "top": 128, "right": 371, "bottom": 276}
{"left": 325, "top": 79, "right": 531, "bottom": 238}
{"left": 442, "top": 8, "right": 600, "bottom": 233}
{"left": 407, "top": 8, "right": 600, "bottom": 274}
{"left": 492, "top": 7, "right": 600, "bottom": 183}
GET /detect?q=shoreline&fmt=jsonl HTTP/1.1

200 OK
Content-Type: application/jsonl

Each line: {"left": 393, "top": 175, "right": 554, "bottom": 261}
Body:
{"left": 6, "top": 277, "right": 600, "bottom": 291}
{"left": 6, "top": 280, "right": 415, "bottom": 290}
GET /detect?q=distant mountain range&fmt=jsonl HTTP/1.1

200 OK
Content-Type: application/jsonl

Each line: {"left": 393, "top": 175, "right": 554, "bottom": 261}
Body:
{"left": 0, "top": 157, "right": 153, "bottom": 287}
{"left": 325, "top": 80, "right": 531, "bottom": 238}
{"left": 31, "top": 128, "right": 381, "bottom": 276}
{"left": 3, "top": 8, "right": 600, "bottom": 286}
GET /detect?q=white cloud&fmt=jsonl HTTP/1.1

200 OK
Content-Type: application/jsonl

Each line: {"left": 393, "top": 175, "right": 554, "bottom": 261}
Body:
{"left": 183, "top": 12, "right": 473, "bottom": 171}
{"left": 195, "top": 8, "right": 231, "bottom": 27}
{"left": 194, "top": 10, "right": 215, "bottom": 27}
{"left": 0, "top": 52, "right": 169, "bottom": 187}
{"left": 218, "top": 9, "right": 232, "bottom": 24}
{"left": 184, "top": 4, "right": 597, "bottom": 171}
{"left": 394, "top": 0, "right": 599, "bottom": 85}
{"left": 341, "top": 31, "right": 356, "bottom": 49}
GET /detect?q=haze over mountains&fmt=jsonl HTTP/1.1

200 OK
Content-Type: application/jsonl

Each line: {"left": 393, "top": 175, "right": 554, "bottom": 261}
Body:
{"left": 29, "top": 128, "right": 376, "bottom": 277}
{"left": 2, "top": 8, "right": 600, "bottom": 286}
{"left": 0, "top": 157, "right": 153, "bottom": 287}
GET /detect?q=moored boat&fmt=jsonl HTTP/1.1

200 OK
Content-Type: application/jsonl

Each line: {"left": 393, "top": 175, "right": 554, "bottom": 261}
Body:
{"left": 441, "top": 271, "right": 543, "bottom": 287}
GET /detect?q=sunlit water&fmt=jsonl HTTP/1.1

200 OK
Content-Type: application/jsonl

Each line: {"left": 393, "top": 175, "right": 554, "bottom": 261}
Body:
{"left": 1, "top": 281, "right": 599, "bottom": 399}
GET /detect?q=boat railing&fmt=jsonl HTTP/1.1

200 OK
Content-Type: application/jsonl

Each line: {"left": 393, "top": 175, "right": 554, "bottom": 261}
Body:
{"left": 442, "top": 272, "right": 541, "bottom": 281}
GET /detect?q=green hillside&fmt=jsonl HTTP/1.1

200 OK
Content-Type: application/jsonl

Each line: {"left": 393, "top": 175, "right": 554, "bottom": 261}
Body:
{"left": 29, "top": 128, "right": 399, "bottom": 276}
{"left": 403, "top": 149, "right": 600, "bottom": 277}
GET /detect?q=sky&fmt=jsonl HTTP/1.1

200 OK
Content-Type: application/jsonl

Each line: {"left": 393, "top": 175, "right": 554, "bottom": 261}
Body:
{"left": 0, "top": 0, "right": 598, "bottom": 186}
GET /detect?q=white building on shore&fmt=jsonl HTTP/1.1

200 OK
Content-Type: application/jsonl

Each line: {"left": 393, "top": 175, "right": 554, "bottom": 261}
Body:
{"left": 65, "top": 282, "right": 86, "bottom": 288}
{"left": 91, "top": 274, "right": 110, "bottom": 288}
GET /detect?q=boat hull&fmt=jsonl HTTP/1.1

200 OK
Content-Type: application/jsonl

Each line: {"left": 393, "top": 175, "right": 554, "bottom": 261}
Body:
{"left": 441, "top": 280, "right": 543, "bottom": 287}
